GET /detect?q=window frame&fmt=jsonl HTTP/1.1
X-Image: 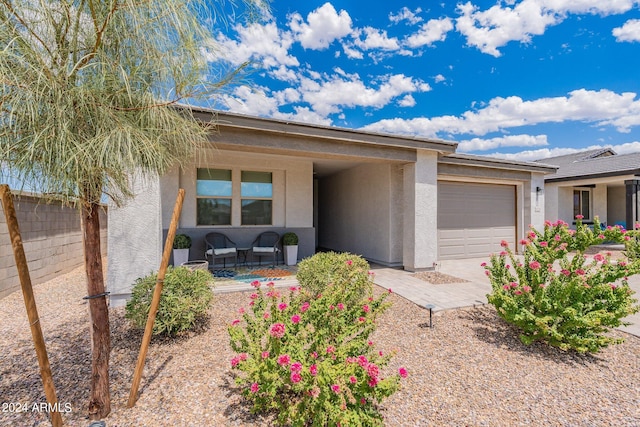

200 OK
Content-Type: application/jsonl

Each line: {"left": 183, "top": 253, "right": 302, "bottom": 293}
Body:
{"left": 240, "top": 170, "right": 273, "bottom": 226}
{"left": 195, "top": 168, "right": 233, "bottom": 226}
{"left": 195, "top": 168, "right": 274, "bottom": 227}
{"left": 573, "top": 188, "right": 592, "bottom": 221}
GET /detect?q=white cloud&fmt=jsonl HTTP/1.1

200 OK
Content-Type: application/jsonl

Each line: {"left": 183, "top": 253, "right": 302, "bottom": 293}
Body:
{"left": 613, "top": 19, "right": 640, "bottom": 42}
{"left": 363, "top": 89, "right": 640, "bottom": 137}
{"left": 214, "top": 22, "right": 298, "bottom": 69}
{"left": 299, "top": 73, "right": 431, "bottom": 116}
{"left": 220, "top": 85, "right": 283, "bottom": 117}
{"left": 353, "top": 27, "right": 400, "bottom": 50}
{"left": 455, "top": 0, "right": 638, "bottom": 57}
{"left": 458, "top": 134, "right": 548, "bottom": 152}
{"left": 434, "top": 74, "right": 446, "bottom": 83}
{"left": 342, "top": 43, "right": 364, "bottom": 59}
{"left": 541, "top": 0, "right": 637, "bottom": 15}
{"left": 488, "top": 141, "right": 640, "bottom": 161}
{"left": 288, "top": 3, "right": 353, "bottom": 50}
{"left": 389, "top": 7, "right": 423, "bottom": 25}
{"left": 398, "top": 94, "right": 417, "bottom": 107}
{"left": 406, "top": 17, "right": 454, "bottom": 48}
{"left": 455, "top": 1, "right": 557, "bottom": 57}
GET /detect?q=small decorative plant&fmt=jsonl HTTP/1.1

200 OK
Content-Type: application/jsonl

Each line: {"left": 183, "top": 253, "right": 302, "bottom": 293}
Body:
{"left": 173, "top": 233, "right": 192, "bottom": 249}
{"left": 282, "top": 232, "right": 298, "bottom": 246}
{"left": 296, "top": 251, "right": 371, "bottom": 304}
{"left": 484, "top": 216, "right": 640, "bottom": 353}
{"left": 228, "top": 253, "right": 405, "bottom": 426}
{"left": 126, "top": 266, "right": 213, "bottom": 336}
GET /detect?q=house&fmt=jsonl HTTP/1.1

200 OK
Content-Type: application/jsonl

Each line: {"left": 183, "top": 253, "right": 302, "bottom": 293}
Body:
{"left": 106, "top": 108, "right": 556, "bottom": 306}
{"left": 540, "top": 148, "right": 640, "bottom": 229}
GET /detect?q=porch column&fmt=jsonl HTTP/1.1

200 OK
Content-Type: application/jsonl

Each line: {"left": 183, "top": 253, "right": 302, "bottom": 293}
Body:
{"left": 626, "top": 179, "right": 640, "bottom": 230}
{"left": 403, "top": 150, "right": 438, "bottom": 271}
{"left": 107, "top": 173, "right": 163, "bottom": 307}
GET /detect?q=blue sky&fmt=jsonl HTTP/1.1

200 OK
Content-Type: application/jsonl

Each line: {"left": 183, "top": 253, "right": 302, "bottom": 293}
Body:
{"left": 204, "top": 0, "right": 640, "bottom": 161}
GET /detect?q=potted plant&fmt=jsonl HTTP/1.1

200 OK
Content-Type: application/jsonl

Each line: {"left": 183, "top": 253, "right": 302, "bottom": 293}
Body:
{"left": 282, "top": 232, "right": 299, "bottom": 266}
{"left": 172, "top": 233, "right": 191, "bottom": 266}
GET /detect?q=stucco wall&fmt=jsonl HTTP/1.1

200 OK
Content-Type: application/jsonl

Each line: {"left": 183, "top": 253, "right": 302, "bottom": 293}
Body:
{"left": 107, "top": 175, "right": 162, "bottom": 307}
{"left": 0, "top": 194, "right": 107, "bottom": 299}
{"left": 162, "top": 150, "right": 313, "bottom": 229}
{"left": 318, "top": 162, "right": 403, "bottom": 266}
{"left": 404, "top": 151, "right": 438, "bottom": 270}
{"left": 608, "top": 186, "right": 626, "bottom": 226}
{"left": 558, "top": 186, "right": 574, "bottom": 224}
{"left": 527, "top": 172, "right": 546, "bottom": 231}
{"left": 593, "top": 184, "right": 608, "bottom": 224}
{"left": 544, "top": 183, "right": 559, "bottom": 222}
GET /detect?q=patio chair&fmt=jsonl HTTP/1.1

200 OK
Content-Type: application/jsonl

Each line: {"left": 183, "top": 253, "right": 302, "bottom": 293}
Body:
{"left": 205, "top": 232, "right": 238, "bottom": 270}
{"left": 250, "top": 231, "right": 281, "bottom": 267}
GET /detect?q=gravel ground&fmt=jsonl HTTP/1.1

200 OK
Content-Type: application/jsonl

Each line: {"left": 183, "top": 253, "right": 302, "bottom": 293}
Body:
{"left": 411, "top": 271, "right": 469, "bottom": 284}
{"left": 1, "top": 266, "right": 639, "bottom": 426}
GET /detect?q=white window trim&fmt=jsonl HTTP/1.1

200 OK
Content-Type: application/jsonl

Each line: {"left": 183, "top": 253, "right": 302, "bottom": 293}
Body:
{"left": 196, "top": 167, "right": 274, "bottom": 227}
{"left": 573, "top": 187, "right": 593, "bottom": 221}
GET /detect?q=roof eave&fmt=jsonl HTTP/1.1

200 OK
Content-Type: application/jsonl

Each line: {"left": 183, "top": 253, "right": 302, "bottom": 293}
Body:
{"left": 439, "top": 153, "right": 558, "bottom": 174}
{"left": 546, "top": 170, "right": 640, "bottom": 183}
{"left": 186, "top": 106, "right": 458, "bottom": 154}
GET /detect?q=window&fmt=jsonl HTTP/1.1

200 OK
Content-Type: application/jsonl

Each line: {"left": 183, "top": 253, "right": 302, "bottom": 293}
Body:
{"left": 196, "top": 168, "right": 273, "bottom": 226}
{"left": 241, "top": 171, "right": 272, "bottom": 225}
{"left": 573, "top": 189, "right": 591, "bottom": 220}
{"left": 197, "top": 169, "right": 232, "bottom": 225}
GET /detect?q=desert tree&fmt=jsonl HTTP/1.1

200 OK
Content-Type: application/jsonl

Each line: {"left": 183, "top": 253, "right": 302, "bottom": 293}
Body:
{"left": 0, "top": 0, "right": 267, "bottom": 419}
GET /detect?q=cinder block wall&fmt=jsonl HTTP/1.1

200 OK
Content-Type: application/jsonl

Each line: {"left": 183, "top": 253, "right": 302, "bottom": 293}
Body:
{"left": 0, "top": 194, "right": 108, "bottom": 299}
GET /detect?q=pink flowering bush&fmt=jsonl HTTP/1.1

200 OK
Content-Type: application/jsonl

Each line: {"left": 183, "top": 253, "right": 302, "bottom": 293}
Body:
{"left": 484, "top": 217, "right": 640, "bottom": 353}
{"left": 295, "top": 251, "right": 372, "bottom": 305}
{"left": 228, "top": 253, "right": 404, "bottom": 426}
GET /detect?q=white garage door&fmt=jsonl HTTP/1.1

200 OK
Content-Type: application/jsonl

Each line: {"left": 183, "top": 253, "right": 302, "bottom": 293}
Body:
{"left": 438, "top": 181, "right": 516, "bottom": 259}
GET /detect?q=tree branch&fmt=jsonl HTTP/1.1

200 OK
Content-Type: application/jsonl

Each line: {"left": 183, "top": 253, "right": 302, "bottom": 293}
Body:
{"left": 1, "top": 0, "right": 54, "bottom": 59}
{"left": 74, "top": 0, "right": 120, "bottom": 72}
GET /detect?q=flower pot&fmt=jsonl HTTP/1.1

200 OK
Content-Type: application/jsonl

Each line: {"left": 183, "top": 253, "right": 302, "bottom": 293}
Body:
{"left": 182, "top": 260, "right": 209, "bottom": 271}
{"left": 173, "top": 248, "right": 189, "bottom": 266}
{"left": 284, "top": 245, "right": 298, "bottom": 266}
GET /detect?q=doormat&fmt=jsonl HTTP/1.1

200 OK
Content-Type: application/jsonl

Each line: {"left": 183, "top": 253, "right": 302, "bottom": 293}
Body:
{"left": 213, "top": 267, "right": 294, "bottom": 282}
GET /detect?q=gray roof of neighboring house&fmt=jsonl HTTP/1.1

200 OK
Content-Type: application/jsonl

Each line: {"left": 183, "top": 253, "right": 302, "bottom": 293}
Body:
{"left": 538, "top": 148, "right": 640, "bottom": 182}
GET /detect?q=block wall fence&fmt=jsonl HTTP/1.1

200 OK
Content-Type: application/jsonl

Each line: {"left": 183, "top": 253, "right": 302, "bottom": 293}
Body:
{"left": 0, "top": 193, "right": 107, "bottom": 299}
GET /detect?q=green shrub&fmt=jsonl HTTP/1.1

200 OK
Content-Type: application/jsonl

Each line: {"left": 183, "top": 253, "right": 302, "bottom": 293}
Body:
{"left": 296, "top": 252, "right": 372, "bottom": 303}
{"left": 484, "top": 217, "right": 640, "bottom": 353}
{"left": 228, "top": 275, "right": 404, "bottom": 426}
{"left": 126, "top": 266, "right": 214, "bottom": 336}
{"left": 173, "top": 233, "right": 192, "bottom": 249}
{"left": 282, "top": 232, "right": 299, "bottom": 246}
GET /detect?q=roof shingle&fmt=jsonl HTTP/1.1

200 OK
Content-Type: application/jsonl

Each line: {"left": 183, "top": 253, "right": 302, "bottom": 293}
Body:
{"left": 539, "top": 149, "right": 640, "bottom": 181}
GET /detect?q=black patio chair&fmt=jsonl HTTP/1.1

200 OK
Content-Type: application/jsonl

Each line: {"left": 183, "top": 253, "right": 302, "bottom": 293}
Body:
{"left": 205, "top": 232, "right": 238, "bottom": 270}
{"left": 250, "top": 231, "right": 281, "bottom": 267}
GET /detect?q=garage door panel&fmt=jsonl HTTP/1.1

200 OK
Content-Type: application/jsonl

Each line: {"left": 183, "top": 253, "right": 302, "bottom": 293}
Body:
{"left": 438, "top": 182, "right": 516, "bottom": 259}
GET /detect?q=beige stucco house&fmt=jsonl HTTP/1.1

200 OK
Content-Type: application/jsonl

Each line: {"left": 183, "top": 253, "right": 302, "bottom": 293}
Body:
{"left": 107, "top": 108, "right": 556, "bottom": 306}
{"left": 541, "top": 149, "right": 640, "bottom": 229}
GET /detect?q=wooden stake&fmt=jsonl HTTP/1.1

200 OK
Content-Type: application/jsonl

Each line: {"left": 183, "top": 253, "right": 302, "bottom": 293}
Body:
{"left": 127, "top": 189, "right": 185, "bottom": 407}
{"left": 0, "top": 185, "right": 63, "bottom": 427}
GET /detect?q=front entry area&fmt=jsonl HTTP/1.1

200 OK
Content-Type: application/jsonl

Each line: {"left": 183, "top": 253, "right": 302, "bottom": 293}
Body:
{"left": 438, "top": 181, "right": 516, "bottom": 259}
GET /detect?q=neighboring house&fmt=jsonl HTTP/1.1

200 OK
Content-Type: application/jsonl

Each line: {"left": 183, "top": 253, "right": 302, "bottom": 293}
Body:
{"left": 107, "top": 108, "right": 556, "bottom": 306}
{"left": 540, "top": 149, "right": 640, "bottom": 229}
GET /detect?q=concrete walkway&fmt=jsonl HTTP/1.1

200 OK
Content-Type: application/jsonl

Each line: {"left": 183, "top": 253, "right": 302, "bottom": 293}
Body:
{"left": 373, "top": 257, "right": 640, "bottom": 338}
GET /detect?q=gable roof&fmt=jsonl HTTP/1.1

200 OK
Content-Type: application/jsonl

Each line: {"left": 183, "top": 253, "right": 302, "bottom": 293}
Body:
{"left": 539, "top": 149, "right": 640, "bottom": 182}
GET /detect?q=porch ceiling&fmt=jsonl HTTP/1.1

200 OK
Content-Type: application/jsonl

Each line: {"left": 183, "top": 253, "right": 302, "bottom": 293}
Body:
{"left": 313, "top": 158, "right": 363, "bottom": 178}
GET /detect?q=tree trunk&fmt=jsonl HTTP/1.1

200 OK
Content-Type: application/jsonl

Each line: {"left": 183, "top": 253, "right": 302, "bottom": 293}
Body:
{"left": 82, "top": 202, "right": 111, "bottom": 419}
